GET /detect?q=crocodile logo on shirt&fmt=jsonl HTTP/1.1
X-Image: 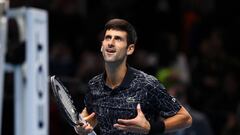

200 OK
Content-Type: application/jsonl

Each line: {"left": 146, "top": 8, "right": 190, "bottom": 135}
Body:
{"left": 126, "top": 97, "right": 136, "bottom": 103}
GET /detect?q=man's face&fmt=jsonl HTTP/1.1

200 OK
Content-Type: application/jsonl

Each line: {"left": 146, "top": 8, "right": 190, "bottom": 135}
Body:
{"left": 101, "top": 29, "right": 134, "bottom": 63}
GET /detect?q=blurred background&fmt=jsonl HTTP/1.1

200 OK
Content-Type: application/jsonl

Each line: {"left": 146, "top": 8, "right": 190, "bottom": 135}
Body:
{"left": 2, "top": 0, "right": 240, "bottom": 135}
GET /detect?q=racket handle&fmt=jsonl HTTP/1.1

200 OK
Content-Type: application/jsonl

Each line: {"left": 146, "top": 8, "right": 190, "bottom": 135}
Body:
{"left": 88, "top": 131, "right": 97, "bottom": 135}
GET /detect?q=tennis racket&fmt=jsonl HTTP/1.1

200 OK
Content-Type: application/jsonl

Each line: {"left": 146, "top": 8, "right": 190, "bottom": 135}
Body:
{"left": 50, "top": 75, "right": 97, "bottom": 135}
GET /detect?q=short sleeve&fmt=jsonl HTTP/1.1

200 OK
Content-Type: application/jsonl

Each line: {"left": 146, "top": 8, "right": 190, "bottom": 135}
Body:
{"left": 148, "top": 82, "right": 181, "bottom": 118}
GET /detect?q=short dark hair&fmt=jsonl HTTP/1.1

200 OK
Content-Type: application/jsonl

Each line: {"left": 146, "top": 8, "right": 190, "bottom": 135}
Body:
{"left": 103, "top": 18, "right": 137, "bottom": 45}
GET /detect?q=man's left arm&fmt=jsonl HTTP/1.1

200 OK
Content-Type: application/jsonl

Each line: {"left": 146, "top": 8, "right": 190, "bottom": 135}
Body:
{"left": 113, "top": 104, "right": 192, "bottom": 134}
{"left": 163, "top": 105, "right": 192, "bottom": 133}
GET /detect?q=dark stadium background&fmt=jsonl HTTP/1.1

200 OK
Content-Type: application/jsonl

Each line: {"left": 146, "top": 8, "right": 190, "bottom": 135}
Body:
{"left": 2, "top": 0, "right": 240, "bottom": 135}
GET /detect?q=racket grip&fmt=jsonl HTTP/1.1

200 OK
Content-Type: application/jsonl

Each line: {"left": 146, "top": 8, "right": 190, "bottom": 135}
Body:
{"left": 88, "top": 131, "right": 97, "bottom": 135}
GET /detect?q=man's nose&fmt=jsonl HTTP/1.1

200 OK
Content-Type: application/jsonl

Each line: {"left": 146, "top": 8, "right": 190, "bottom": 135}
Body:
{"left": 108, "top": 39, "right": 115, "bottom": 47}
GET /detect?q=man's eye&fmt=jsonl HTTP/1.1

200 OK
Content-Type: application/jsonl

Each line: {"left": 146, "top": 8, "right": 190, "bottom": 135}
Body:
{"left": 105, "top": 36, "right": 111, "bottom": 40}
{"left": 115, "top": 37, "right": 122, "bottom": 41}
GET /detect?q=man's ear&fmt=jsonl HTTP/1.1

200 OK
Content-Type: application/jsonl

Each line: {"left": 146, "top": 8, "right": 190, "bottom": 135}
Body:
{"left": 101, "top": 46, "right": 103, "bottom": 52}
{"left": 127, "top": 44, "right": 135, "bottom": 55}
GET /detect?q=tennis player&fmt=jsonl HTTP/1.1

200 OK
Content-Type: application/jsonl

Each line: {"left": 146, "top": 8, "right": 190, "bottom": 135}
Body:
{"left": 74, "top": 18, "right": 192, "bottom": 135}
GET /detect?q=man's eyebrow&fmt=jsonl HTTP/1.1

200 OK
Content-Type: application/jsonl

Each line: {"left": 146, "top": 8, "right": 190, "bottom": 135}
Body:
{"left": 114, "top": 35, "right": 123, "bottom": 39}
{"left": 105, "top": 35, "right": 112, "bottom": 38}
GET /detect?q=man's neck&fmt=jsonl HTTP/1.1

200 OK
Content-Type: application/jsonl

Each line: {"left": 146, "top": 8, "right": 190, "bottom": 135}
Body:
{"left": 105, "top": 62, "right": 127, "bottom": 89}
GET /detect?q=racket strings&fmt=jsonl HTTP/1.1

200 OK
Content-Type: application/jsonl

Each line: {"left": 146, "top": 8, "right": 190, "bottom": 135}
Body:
{"left": 58, "top": 86, "right": 78, "bottom": 122}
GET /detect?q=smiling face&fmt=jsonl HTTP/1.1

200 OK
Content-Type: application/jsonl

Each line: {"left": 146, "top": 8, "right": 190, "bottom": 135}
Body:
{"left": 101, "top": 29, "right": 135, "bottom": 64}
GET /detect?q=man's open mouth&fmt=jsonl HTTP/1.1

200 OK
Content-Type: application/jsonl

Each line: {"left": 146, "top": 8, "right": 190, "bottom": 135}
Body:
{"left": 106, "top": 48, "right": 116, "bottom": 53}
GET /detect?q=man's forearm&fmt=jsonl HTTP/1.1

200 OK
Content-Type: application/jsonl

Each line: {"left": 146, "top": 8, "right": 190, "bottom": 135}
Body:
{"left": 164, "top": 106, "right": 192, "bottom": 133}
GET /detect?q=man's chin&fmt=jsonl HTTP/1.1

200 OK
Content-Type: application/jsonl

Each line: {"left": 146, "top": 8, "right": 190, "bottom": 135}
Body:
{"left": 103, "top": 56, "right": 116, "bottom": 62}
{"left": 104, "top": 59, "right": 116, "bottom": 63}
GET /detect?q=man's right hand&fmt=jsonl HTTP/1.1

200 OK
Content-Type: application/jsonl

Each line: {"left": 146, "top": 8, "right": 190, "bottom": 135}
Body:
{"left": 74, "top": 112, "right": 96, "bottom": 135}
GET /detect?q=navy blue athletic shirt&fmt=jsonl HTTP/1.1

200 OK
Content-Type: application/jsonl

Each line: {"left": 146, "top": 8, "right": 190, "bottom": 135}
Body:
{"left": 85, "top": 66, "right": 181, "bottom": 135}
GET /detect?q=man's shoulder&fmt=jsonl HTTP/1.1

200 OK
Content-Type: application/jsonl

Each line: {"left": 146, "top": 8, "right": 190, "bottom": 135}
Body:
{"left": 88, "top": 73, "right": 103, "bottom": 86}
{"left": 133, "top": 68, "right": 158, "bottom": 82}
{"left": 131, "top": 67, "right": 165, "bottom": 89}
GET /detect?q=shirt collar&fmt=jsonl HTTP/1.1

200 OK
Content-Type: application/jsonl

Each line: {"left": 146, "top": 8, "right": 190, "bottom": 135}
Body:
{"left": 102, "top": 66, "right": 136, "bottom": 89}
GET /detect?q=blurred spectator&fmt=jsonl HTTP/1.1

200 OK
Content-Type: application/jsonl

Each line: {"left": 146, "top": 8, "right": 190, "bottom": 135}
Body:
{"left": 75, "top": 51, "right": 103, "bottom": 81}
{"left": 157, "top": 68, "right": 214, "bottom": 135}
{"left": 206, "top": 71, "right": 240, "bottom": 135}
{"left": 130, "top": 49, "right": 159, "bottom": 75}
{"left": 154, "top": 34, "right": 214, "bottom": 134}
{"left": 50, "top": 0, "right": 87, "bottom": 16}
{"left": 189, "top": 28, "right": 226, "bottom": 111}
{"left": 156, "top": 32, "right": 191, "bottom": 85}
{"left": 188, "top": 26, "right": 240, "bottom": 134}
{"left": 221, "top": 112, "right": 240, "bottom": 135}
{"left": 75, "top": 51, "right": 103, "bottom": 93}
{"left": 49, "top": 40, "right": 76, "bottom": 77}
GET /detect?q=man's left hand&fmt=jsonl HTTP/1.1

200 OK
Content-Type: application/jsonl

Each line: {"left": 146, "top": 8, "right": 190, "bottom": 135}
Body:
{"left": 113, "top": 104, "right": 150, "bottom": 134}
